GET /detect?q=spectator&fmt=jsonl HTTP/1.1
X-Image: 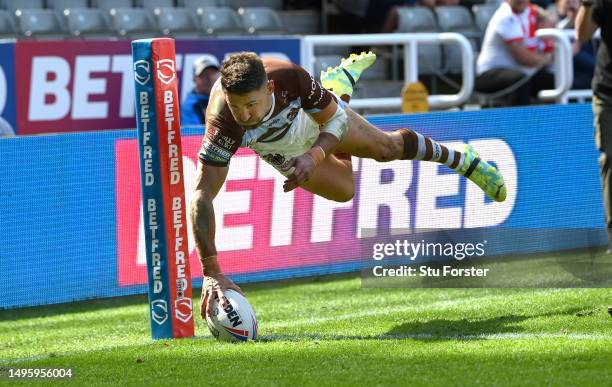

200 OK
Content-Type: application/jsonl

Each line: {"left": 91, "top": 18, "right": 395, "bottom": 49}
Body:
{"left": 475, "top": 0, "right": 555, "bottom": 106}
{"left": 576, "top": 0, "right": 612, "bottom": 251}
{"left": 180, "top": 55, "right": 220, "bottom": 126}
{"left": 556, "top": 0, "right": 596, "bottom": 89}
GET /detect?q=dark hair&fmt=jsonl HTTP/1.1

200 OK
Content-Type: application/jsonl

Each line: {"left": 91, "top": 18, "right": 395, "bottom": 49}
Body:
{"left": 220, "top": 52, "right": 267, "bottom": 95}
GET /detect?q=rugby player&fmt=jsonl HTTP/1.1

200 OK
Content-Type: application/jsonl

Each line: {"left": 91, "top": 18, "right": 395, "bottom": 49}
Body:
{"left": 191, "top": 51, "right": 507, "bottom": 318}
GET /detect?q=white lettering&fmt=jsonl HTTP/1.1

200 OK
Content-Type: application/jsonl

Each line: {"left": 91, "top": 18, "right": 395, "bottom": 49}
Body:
{"left": 415, "top": 141, "right": 463, "bottom": 229}
{"left": 357, "top": 159, "right": 412, "bottom": 238}
{"left": 0, "top": 64, "right": 6, "bottom": 115}
{"left": 137, "top": 156, "right": 198, "bottom": 266}
{"left": 28, "top": 56, "right": 71, "bottom": 121}
{"left": 311, "top": 192, "right": 353, "bottom": 243}
{"left": 464, "top": 139, "right": 517, "bottom": 227}
{"left": 71, "top": 55, "right": 110, "bottom": 119}
{"left": 111, "top": 55, "right": 135, "bottom": 118}
{"left": 147, "top": 198, "right": 162, "bottom": 293}
{"left": 139, "top": 91, "right": 154, "bottom": 186}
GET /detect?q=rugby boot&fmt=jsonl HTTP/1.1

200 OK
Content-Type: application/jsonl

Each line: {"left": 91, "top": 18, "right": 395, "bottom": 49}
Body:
{"left": 320, "top": 51, "right": 377, "bottom": 97}
{"left": 458, "top": 144, "right": 507, "bottom": 202}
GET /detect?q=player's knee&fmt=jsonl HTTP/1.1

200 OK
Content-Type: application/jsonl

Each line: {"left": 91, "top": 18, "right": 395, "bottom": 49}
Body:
{"left": 330, "top": 182, "right": 355, "bottom": 202}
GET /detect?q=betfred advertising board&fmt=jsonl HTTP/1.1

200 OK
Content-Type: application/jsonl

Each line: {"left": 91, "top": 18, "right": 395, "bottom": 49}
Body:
{"left": 0, "top": 104, "right": 605, "bottom": 308}
{"left": 14, "top": 38, "right": 300, "bottom": 135}
{"left": 0, "top": 42, "right": 16, "bottom": 136}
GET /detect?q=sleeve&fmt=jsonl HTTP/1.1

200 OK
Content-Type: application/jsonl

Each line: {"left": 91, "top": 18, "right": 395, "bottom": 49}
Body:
{"left": 198, "top": 113, "right": 243, "bottom": 167}
{"left": 293, "top": 64, "right": 333, "bottom": 113}
{"left": 496, "top": 15, "right": 524, "bottom": 43}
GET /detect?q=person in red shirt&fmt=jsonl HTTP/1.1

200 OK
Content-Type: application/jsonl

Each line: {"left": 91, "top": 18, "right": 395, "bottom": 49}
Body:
{"left": 476, "top": 0, "right": 556, "bottom": 106}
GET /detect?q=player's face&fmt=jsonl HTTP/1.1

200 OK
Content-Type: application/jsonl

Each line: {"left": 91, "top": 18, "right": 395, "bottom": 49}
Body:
{"left": 225, "top": 80, "right": 274, "bottom": 128}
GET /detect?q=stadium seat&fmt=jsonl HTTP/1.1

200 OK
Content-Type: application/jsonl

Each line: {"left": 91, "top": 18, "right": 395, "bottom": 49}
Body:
{"left": 179, "top": 0, "right": 225, "bottom": 11}
{"left": 15, "top": 9, "right": 66, "bottom": 39}
{"left": 226, "top": 0, "right": 282, "bottom": 10}
{"left": 154, "top": 7, "right": 199, "bottom": 37}
{"left": 238, "top": 7, "right": 285, "bottom": 35}
{"left": 396, "top": 6, "right": 442, "bottom": 75}
{"left": 472, "top": 3, "right": 498, "bottom": 33}
{"left": 278, "top": 10, "right": 320, "bottom": 35}
{"left": 93, "top": 0, "right": 134, "bottom": 11}
{"left": 110, "top": 7, "right": 158, "bottom": 38}
{"left": 64, "top": 8, "right": 113, "bottom": 38}
{"left": 0, "top": 9, "right": 17, "bottom": 38}
{"left": 435, "top": 5, "right": 479, "bottom": 74}
{"left": 136, "top": 0, "right": 174, "bottom": 12}
{"left": 47, "top": 0, "right": 89, "bottom": 12}
{"left": 3, "top": 0, "right": 44, "bottom": 14}
{"left": 197, "top": 6, "right": 244, "bottom": 35}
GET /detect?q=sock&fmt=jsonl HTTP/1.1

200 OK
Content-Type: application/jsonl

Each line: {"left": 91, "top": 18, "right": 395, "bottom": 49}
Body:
{"left": 396, "top": 128, "right": 464, "bottom": 170}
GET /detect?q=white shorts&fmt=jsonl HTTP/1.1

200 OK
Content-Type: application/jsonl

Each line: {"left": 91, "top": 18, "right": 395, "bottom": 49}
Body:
{"left": 249, "top": 109, "right": 321, "bottom": 176}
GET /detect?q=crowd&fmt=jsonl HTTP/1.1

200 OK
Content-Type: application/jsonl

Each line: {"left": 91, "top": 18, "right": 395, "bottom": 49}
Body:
{"left": 324, "top": 0, "right": 598, "bottom": 108}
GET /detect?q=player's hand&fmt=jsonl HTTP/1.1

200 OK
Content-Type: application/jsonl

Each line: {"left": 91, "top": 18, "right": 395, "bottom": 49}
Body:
{"left": 282, "top": 153, "right": 318, "bottom": 192}
{"left": 201, "top": 272, "right": 244, "bottom": 320}
{"left": 282, "top": 147, "right": 326, "bottom": 192}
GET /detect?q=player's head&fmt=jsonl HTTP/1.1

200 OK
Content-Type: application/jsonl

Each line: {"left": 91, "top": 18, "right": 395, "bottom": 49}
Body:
{"left": 220, "top": 52, "right": 274, "bottom": 127}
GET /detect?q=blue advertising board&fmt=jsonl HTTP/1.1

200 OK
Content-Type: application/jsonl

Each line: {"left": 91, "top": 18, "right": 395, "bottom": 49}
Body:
{"left": 0, "top": 104, "right": 605, "bottom": 309}
{"left": 0, "top": 42, "right": 16, "bottom": 136}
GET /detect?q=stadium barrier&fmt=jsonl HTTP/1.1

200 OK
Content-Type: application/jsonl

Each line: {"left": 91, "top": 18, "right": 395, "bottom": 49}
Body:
{"left": 302, "top": 32, "right": 475, "bottom": 110}
{"left": 0, "top": 31, "right": 590, "bottom": 136}
{"left": 0, "top": 38, "right": 300, "bottom": 135}
{"left": 0, "top": 104, "right": 605, "bottom": 309}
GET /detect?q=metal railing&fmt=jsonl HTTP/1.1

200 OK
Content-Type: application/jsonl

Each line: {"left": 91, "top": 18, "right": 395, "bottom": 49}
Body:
{"left": 302, "top": 30, "right": 579, "bottom": 109}
{"left": 536, "top": 28, "right": 574, "bottom": 103}
{"left": 301, "top": 32, "right": 474, "bottom": 110}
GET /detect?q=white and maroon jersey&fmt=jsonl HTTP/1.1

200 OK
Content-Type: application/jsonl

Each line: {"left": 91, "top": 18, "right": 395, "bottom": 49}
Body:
{"left": 476, "top": 1, "right": 541, "bottom": 76}
{"left": 198, "top": 57, "right": 334, "bottom": 167}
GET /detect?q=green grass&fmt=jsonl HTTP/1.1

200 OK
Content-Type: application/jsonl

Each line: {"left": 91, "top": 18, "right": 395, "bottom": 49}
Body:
{"left": 1, "top": 274, "right": 611, "bottom": 386}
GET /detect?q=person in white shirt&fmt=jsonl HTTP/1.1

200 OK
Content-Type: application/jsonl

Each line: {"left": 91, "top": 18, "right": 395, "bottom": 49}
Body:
{"left": 475, "top": 0, "right": 555, "bottom": 106}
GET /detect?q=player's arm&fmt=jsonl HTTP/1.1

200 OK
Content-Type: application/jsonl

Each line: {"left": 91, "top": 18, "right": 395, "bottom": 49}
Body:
{"left": 190, "top": 162, "right": 244, "bottom": 318}
{"left": 194, "top": 87, "right": 246, "bottom": 318}
{"left": 575, "top": 1, "right": 599, "bottom": 44}
{"left": 282, "top": 99, "right": 348, "bottom": 192}
{"left": 283, "top": 65, "right": 348, "bottom": 191}
{"left": 309, "top": 98, "right": 344, "bottom": 155}
{"left": 190, "top": 162, "right": 227, "bottom": 276}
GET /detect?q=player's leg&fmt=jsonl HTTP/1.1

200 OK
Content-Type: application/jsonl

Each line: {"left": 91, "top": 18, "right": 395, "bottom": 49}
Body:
{"left": 317, "top": 50, "right": 505, "bottom": 202}
{"left": 335, "top": 107, "right": 507, "bottom": 202}
{"left": 299, "top": 153, "right": 355, "bottom": 202}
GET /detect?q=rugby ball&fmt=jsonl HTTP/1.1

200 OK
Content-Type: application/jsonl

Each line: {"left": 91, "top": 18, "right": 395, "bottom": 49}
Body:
{"left": 206, "top": 289, "right": 258, "bottom": 342}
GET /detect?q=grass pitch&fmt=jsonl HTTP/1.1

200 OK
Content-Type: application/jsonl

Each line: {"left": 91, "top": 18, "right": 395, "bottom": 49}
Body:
{"left": 1, "top": 274, "right": 611, "bottom": 386}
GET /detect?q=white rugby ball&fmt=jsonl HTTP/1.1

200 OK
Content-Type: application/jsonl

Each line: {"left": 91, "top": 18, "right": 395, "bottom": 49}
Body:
{"left": 206, "top": 289, "right": 258, "bottom": 342}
